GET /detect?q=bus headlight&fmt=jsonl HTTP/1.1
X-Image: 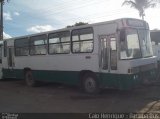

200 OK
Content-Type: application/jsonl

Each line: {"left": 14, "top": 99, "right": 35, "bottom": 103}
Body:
{"left": 133, "top": 75, "right": 138, "bottom": 80}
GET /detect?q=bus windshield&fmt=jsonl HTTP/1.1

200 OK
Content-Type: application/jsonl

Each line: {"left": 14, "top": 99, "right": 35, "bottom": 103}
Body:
{"left": 138, "top": 29, "right": 153, "bottom": 58}
{"left": 120, "top": 28, "right": 153, "bottom": 60}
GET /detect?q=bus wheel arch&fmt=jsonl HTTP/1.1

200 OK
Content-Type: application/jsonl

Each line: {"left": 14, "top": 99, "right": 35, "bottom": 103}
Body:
{"left": 79, "top": 70, "right": 100, "bottom": 94}
{"left": 24, "top": 68, "right": 37, "bottom": 87}
{"left": 24, "top": 67, "right": 31, "bottom": 75}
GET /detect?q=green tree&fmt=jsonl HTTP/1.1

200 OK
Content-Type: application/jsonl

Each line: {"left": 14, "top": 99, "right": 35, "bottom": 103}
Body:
{"left": 122, "top": 0, "right": 159, "bottom": 20}
{"left": 66, "top": 22, "right": 88, "bottom": 28}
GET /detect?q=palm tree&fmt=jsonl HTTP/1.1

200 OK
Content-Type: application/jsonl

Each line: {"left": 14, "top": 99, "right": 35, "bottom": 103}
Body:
{"left": 0, "top": 0, "right": 9, "bottom": 4}
{"left": 122, "top": 0, "right": 158, "bottom": 20}
{"left": 0, "top": 0, "right": 9, "bottom": 40}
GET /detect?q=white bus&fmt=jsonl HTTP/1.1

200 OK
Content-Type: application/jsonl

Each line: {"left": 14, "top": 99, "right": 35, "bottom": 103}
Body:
{"left": 1, "top": 18, "right": 157, "bottom": 94}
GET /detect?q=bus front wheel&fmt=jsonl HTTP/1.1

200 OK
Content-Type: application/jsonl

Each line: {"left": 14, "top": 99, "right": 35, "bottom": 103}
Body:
{"left": 82, "top": 73, "right": 100, "bottom": 94}
{"left": 25, "top": 70, "right": 37, "bottom": 87}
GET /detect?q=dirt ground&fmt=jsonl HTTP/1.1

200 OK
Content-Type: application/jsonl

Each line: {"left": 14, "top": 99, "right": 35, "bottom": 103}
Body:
{"left": 0, "top": 79, "right": 160, "bottom": 113}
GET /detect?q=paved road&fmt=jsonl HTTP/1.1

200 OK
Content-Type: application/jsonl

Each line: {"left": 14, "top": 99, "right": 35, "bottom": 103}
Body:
{"left": 0, "top": 79, "right": 160, "bottom": 113}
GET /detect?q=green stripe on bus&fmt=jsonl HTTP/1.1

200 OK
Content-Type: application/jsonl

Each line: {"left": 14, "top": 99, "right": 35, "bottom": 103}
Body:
{"left": 2, "top": 68, "right": 156, "bottom": 90}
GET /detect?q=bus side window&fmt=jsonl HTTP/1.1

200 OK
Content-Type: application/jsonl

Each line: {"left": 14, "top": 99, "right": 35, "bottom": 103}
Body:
{"left": 30, "top": 35, "right": 47, "bottom": 55}
{"left": 48, "top": 31, "right": 70, "bottom": 54}
{"left": 15, "top": 37, "right": 29, "bottom": 56}
{"left": 72, "top": 27, "right": 94, "bottom": 53}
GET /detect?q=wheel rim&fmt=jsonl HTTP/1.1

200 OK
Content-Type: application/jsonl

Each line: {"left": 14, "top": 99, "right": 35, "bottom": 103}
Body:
{"left": 84, "top": 77, "right": 96, "bottom": 93}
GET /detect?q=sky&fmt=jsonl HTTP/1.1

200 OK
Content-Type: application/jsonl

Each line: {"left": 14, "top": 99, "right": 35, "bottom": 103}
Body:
{"left": 3, "top": 0, "right": 160, "bottom": 39}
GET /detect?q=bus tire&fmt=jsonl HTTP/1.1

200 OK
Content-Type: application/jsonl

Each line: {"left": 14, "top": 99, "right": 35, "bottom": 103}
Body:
{"left": 82, "top": 73, "right": 100, "bottom": 94}
{"left": 25, "top": 70, "right": 37, "bottom": 87}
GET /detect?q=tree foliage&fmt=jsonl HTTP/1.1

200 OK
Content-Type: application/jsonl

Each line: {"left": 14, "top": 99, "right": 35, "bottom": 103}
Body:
{"left": 66, "top": 22, "right": 88, "bottom": 28}
{"left": 0, "top": 0, "right": 9, "bottom": 4}
{"left": 122, "top": 0, "right": 159, "bottom": 19}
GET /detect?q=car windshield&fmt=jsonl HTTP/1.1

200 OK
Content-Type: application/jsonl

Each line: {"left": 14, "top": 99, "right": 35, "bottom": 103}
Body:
{"left": 120, "top": 28, "right": 153, "bottom": 60}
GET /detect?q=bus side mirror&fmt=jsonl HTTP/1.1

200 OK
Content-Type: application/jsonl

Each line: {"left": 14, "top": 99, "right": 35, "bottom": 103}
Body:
{"left": 120, "top": 29, "right": 125, "bottom": 42}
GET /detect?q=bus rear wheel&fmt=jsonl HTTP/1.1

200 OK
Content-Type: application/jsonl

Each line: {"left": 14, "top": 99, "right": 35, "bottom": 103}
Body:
{"left": 82, "top": 73, "right": 100, "bottom": 94}
{"left": 25, "top": 70, "right": 37, "bottom": 87}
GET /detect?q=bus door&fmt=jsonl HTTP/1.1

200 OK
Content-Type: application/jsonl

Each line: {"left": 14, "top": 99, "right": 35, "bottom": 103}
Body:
{"left": 7, "top": 47, "right": 15, "bottom": 76}
{"left": 99, "top": 34, "right": 117, "bottom": 73}
{"left": 109, "top": 34, "right": 117, "bottom": 73}
{"left": 99, "top": 35, "right": 110, "bottom": 73}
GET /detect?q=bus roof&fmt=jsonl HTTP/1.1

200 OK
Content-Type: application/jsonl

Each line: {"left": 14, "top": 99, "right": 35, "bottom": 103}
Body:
{"left": 4, "top": 18, "right": 146, "bottom": 41}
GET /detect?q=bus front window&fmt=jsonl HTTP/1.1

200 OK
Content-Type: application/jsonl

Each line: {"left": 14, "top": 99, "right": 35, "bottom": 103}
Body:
{"left": 120, "top": 28, "right": 141, "bottom": 59}
{"left": 138, "top": 30, "right": 153, "bottom": 58}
